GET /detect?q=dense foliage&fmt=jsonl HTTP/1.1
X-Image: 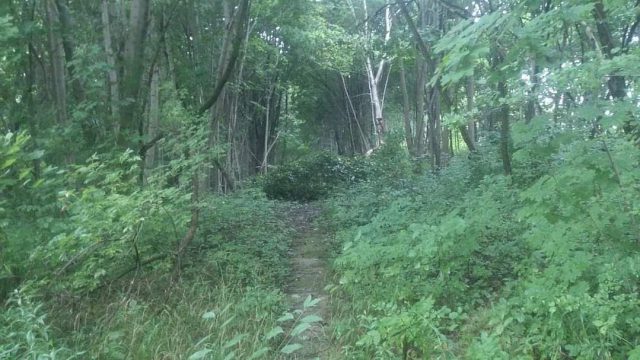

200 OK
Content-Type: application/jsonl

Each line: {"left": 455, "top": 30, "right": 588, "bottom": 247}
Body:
{"left": 324, "top": 134, "right": 640, "bottom": 358}
{"left": 1, "top": 0, "right": 639, "bottom": 358}
{"left": 262, "top": 152, "right": 368, "bottom": 201}
{"left": 1, "top": 182, "right": 325, "bottom": 358}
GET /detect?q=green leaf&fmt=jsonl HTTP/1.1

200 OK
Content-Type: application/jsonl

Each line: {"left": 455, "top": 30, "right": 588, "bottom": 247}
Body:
{"left": 280, "top": 343, "right": 303, "bottom": 354}
{"left": 265, "top": 326, "right": 284, "bottom": 340}
{"left": 628, "top": 346, "right": 640, "bottom": 360}
{"left": 188, "top": 349, "right": 212, "bottom": 360}
{"left": 221, "top": 315, "right": 236, "bottom": 328}
{"left": 2, "top": 157, "right": 16, "bottom": 170}
{"left": 300, "top": 314, "right": 322, "bottom": 324}
{"left": 248, "top": 347, "right": 270, "bottom": 360}
{"left": 202, "top": 311, "right": 216, "bottom": 320}
{"left": 223, "top": 334, "right": 247, "bottom": 349}
{"left": 290, "top": 322, "right": 311, "bottom": 337}
{"left": 303, "top": 295, "right": 321, "bottom": 309}
{"left": 277, "top": 312, "right": 294, "bottom": 322}
{"left": 25, "top": 150, "right": 44, "bottom": 161}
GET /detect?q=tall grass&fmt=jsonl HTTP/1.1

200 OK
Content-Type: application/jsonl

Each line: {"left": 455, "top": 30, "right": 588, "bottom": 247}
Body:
{"left": 63, "top": 277, "right": 285, "bottom": 359}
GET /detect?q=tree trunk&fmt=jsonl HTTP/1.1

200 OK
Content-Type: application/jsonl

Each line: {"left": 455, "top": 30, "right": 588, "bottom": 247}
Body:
{"left": 399, "top": 58, "right": 414, "bottom": 156}
{"left": 428, "top": 87, "right": 442, "bottom": 169}
{"left": 197, "top": 0, "right": 250, "bottom": 116}
{"left": 45, "top": 0, "right": 68, "bottom": 127}
{"left": 366, "top": 58, "right": 386, "bottom": 146}
{"left": 498, "top": 80, "right": 512, "bottom": 175}
{"left": 261, "top": 70, "right": 281, "bottom": 173}
{"left": 120, "top": 0, "right": 150, "bottom": 144}
{"left": 228, "top": 17, "right": 252, "bottom": 186}
{"left": 144, "top": 64, "right": 160, "bottom": 183}
{"left": 592, "top": 0, "right": 626, "bottom": 100}
{"left": 208, "top": 0, "right": 233, "bottom": 190}
{"left": 353, "top": 0, "right": 390, "bottom": 148}
{"left": 101, "top": 0, "right": 121, "bottom": 139}
{"left": 54, "top": 0, "right": 84, "bottom": 102}
{"left": 442, "top": 127, "right": 450, "bottom": 165}
{"left": 460, "top": 77, "right": 477, "bottom": 152}
{"left": 414, "top": 58, "right": 427, "bottom": 157}
{"left": 340, "top": 73, "right": 370, "bottom": 153}
{"left": 524, "top": 60, "right": 540, "bottom": 123}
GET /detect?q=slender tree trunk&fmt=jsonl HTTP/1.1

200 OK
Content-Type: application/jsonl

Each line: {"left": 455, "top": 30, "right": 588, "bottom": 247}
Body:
{"left": 197, "top": 0, "right": 250, "bottom": 116}
{"left": 54, "top": 0, "right": 84, "bottom": 102}
{"left": 399, "top": 0, "right": 438, "bottom": 161}
{"left": 460, "top": 77, "right": 477, "bottom": 153}
{"left": 524, "top": 60, "right": 540, "bottom": 123}
{"left": 228, "top": 17, "right": 252, "bottom": 185}
{"left": 101, "top": 0, "right": 121, "bottom": 139}
{"left": 208, "top": 0, "right": 233, "bottom": 190}
{"left": 350, "top": 0, "right": 390, "bottom": 148}
{"left": 45, "top": 0, "right": 68, "bottom": 127}
{"left": 120, "top": 0, "right": 150, "bottom": 144}
{"left": 498, "top": 80, "right": 512, "bottom": 175}
{"left": 144, "top": 65, "right": 160, "bottom": 183}
{"left": 366, "top": 58, "right": 386, "bottom": 146}
{"left": 428, "top": 87, "right": 442, "bottom": 169}
{"left": 261, "top": 69, "right": 280, "bottom": 174}
{"left": 442, "top": 127, "right": 450, "bottom": 165}
{"left": 399, "top": 58, "right": 414, "bottom": 156}
{"left": 414, "top": 58, "right": 427, "bottom": 157}
{"left": 262, "top": 93, "right": 272, "bottom": 174}
{"left": 340, "top": 73, "right": 370, "bottom": 153}
{"left": 592, "top": 0, "right": 626, "bottom": 100}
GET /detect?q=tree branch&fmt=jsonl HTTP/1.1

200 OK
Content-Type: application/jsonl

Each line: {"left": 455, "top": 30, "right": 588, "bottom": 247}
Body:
{"left": 139, "top": 132, "right": 164, "bottom": 157}
{"left": 397, "top": 0, "right": 431, "bottom": 59}
{"left": 197, "top": 0, "right": 250, "bottom": 116}
{"left": 434, "top": 0, "right": 470, "bottom": 19}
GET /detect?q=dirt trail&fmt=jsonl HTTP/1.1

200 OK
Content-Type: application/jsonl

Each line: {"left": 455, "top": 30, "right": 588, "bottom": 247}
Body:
{"left": 283, "top": 203, "right": 337, "bottom": 359}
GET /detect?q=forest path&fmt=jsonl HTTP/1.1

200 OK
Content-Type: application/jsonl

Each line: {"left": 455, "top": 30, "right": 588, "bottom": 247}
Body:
{"left": 282, "top": 203, "right": 338, "bottom": 359}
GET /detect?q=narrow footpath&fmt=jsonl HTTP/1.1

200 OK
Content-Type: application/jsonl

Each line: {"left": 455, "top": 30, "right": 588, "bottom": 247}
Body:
{"left": 283, "top": 203, "right": 337, "bottom": 359}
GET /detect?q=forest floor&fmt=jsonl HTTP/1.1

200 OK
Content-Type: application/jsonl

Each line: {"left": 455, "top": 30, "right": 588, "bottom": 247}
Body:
{"left": 283, "top": 203, "right": 338, "bottom": 359}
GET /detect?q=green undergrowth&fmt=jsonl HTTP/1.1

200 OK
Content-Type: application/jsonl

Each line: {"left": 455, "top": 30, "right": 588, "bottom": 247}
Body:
{"left": 261, "top": 151, "right": 369, "bottom": 202}
{"left": 1, "top": 176, "right": 318, "bottom": 358}
{"left": 322, "top": 135, "right": 640, "bottom": 359}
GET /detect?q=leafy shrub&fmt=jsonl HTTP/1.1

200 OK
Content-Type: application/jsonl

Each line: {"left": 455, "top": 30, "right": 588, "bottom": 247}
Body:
{"left": 262, "top": 152, "right": 368, "bottom": 201}
{"left": 188, "top": 294, "right": 324, "bottom": 359}
{"left": 325, "top": 134, "right": 640, "bottom": 358}
{"left": 31, "top": 185, "right": 305, "bottom": 359}
{"left": 0, "top": 290, "right": 77, "bottom": 359}
{"left": 25, "top": 150, "right": 189, "bottom": 294}
{"left": 196, "top": 188, "right": 294, "bottom": 286}
{"left": 0, "top": 131, "right": 48, "bottom": 300}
